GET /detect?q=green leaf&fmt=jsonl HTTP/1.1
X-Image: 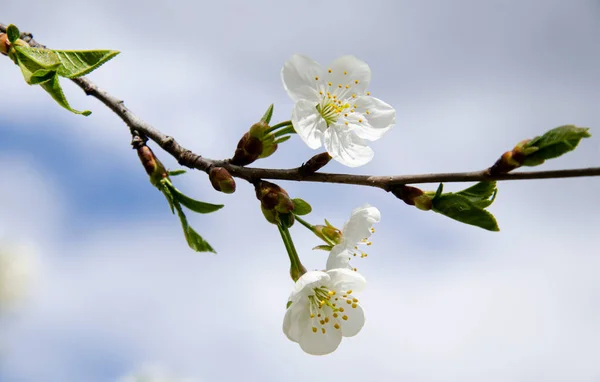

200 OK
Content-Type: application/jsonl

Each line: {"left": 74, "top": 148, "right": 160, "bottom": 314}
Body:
{"left": 456, "top": 181, "right": 498, "bottom": 208}
{"left": 168, "top": 169, "right": 187, "bottom": 176}
{"left": 53, "top": 50, "right": 120, "bottom": 78}
{"left": 164, "top": 183, "right": 224, "bottom": 214}
{"left": 13, "top": 46, "right": 61, "bottom": 71}
{"left": 162, "top": 187, "right": 175, "bottom": 214}
{"left": 29, "top": 69, "right": 57, "bottom": 85}
{"left": 7, "top": 24, "right": 20, "bottom": 43}
{"left": 174, "top": 202, "right": 216, "bottom": 253}
{"left": 522, "top": 125, "right": 591, "bottom": 166}
{"left": 261, "top": 104, "right": 274, "bottom": 124}
{"left": 313, "top": 245, "right": 333, "bottom": 251}
{"left": 286, "top": 301, "right": 293, "bottom": 309}
{"left": 39, "top": 72, "right": 91, "bottom": 115}
{"left": 432, "top": 193, "right": 500, "bottom": 231}
{"left": 292, "top": 198, "right": 312, "bottom": 216}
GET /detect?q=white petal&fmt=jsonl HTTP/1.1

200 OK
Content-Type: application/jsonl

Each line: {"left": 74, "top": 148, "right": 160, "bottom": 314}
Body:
{"left": 323, "top": 127, "right": 374, "bottom": 167}
{"left": 339, "top": 301, "right": 365, "bottom": 337}
{"left": 351, "top": 96, "right": 396, "bottom": 141}
{"left": 281, "top": 54, "right": 324, "bottom": 103}
{"left": 326, "top": 246, "right": 352, "bottom": 271}
{"left": 288, "top": 270, "right": 329, "bottom": 303}
{"left": 292, "top": 100, "right": 327, "bottom": 150}
{"left": 341, "top": 205, "right": 381, "bottom": 245}
{"left": 327, "top": 268, "right": 367, "bottom": 293}
{"left": 299, "top": 319, "right": 343, "bottom": 355}
{"left": 326, "top": 55, "right": 372, "bottom": 97}
{"left": 283, "top": 302, "right": 308, "bottom": 343}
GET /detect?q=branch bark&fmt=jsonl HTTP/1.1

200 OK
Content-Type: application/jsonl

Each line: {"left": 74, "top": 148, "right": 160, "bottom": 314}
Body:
{"left": 2, "top": 23, "right": 599, "bottom": 192}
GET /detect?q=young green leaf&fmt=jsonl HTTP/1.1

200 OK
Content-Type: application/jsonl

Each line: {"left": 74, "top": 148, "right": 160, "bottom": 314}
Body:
{"left": 29, "top": 68, "right": 57, "bottom": 85}
{"left": 456, "top": 181, "right": 498, "bottom": 208}
{"left": 260, "top": 104, "right": 274, "bottom": 124}
{"left": 162, "top": 187, "right": 175, "bottom": 214}
{"left": 6, "top": 24, "right": 20, "bottom": 44}
{"left": 292, "top": 198, "right": 312, "bottom": 216}
{"left": 13, "top": 46, "right": 61, "bottom": 70}
{"left": 164, "top": 183, "right": 224, "bottom": 214}
{"left": 39, "top": 72, "right": 92, "bottom": 115}
{"left": 54, "top": 50, "right": 120, "bottom": 78}
{"left": 174, "top": 202, "right": 216, "bottom": 253}
{"left": 432, "top": 194, "right": 500, "bottom": 232}
{"left": 522, "top": 125, "right": 591, "bottom": 166}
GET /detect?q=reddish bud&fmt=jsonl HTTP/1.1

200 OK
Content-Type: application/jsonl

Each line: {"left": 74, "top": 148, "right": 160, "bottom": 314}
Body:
{"left": 300, "top": 152, "right": 332, "bottom": 175}
{"left": 209, "top": 167, "right": 236, "bottom": 194}
{"left": 0, "top": 34, "right": 9, "bottom": 55}
{"left": 136, "top": 145, "right": 167, "bottom": 186}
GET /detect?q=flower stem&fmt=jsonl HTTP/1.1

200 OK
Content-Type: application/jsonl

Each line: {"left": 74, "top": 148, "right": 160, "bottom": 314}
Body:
{"left": 277, "top": 223, "right": 305, "bottom": 281}
{"left": 264, "top": 120, "right": 292, "bottom": 135}
{"left": 273, "top": 126, "right": 296, "bottom": 138}
{"left": 294, "top": 215, "right": 314, "bottom": 231}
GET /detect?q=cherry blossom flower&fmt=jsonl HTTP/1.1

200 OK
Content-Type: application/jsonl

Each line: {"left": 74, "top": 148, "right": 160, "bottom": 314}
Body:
{"left": 281, "top": 54, "right": 396, "bottom": 167}
{"left": 283, "top": 269, "right": 366, "bottom": 355}
{"left": 326, "top": 204, "right": 381, "bottom": 270}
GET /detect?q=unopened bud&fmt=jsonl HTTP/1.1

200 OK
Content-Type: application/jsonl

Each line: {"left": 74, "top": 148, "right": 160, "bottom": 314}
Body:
{"left": 136, "top": 145, "right": 167, "bottom": 186}
{"left": 0, "top": 34, "right": 9, "bottom": 55}
{"left": 209, "top": 167, "right": 236, "bottom": 194}
{"left": 300, "top": 152, "right": 332, "bottom": 175}
{"left": 391, "top": 185, "right": 428, "bottom": 207}
{"left": 249, "top": 121, "right": 269, "bottom": 138}
{"left": 231, "top": 132, "right": 263, "bottom": 166}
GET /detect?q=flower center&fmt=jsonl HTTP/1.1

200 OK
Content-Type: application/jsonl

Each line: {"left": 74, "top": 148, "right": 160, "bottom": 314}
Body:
{"left": 316, "top": 99, "right": 350, "bottom": 127}
{"left": 306, "top": 285, "right": 359, "bottom": 334}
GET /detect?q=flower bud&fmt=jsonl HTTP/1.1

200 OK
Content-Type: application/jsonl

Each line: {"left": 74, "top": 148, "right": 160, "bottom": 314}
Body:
{"left": 136, "top": 145, "right": 167, "bottom": 186}
{"left": 256, "top": 181, "right": 296, "bottom": 226}
{"left": 300, "top": 152, "right": 332, "bottom": 175}
{"left": 209, "top": 167, "right": 236, "bottom": 194}
{"left": 248, "top": 121, "right": 269, "bottom": 138}
{"left": 0, "top": 34, "right": 9, "bottom": 55}
{"left": 313, "top": 225, "right": 343, "bottom": 245}
{"left": 231, "top": 132, "right": 263, "bottom": 166}
{"left": 391, "top": 185, "right": 430, "bottom": 208}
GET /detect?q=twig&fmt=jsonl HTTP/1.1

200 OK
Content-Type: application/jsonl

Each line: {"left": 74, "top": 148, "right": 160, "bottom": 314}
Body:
{"left": 2, "top": 23, "right": 600, "bottom": 192}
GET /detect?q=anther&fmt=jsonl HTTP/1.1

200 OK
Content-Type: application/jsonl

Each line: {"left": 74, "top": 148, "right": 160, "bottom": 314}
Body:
{"left": 334, "top": 323, "right": 341, "bottom": 329}
{"left": 342, "top": 315, "right": 348, "bottom": 320}
{"left": 312, "top": 327, "right": 318, "bottom": 333}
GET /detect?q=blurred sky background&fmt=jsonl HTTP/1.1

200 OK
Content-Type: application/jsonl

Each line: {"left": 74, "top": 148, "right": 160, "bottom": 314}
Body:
{"left": 1, "top": 0, "right": 600, "bottom": 381}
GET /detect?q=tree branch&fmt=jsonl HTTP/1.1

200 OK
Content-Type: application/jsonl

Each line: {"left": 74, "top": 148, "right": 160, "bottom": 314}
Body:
{"left": 2, "top": 23, "right": 600, "bottom": 192}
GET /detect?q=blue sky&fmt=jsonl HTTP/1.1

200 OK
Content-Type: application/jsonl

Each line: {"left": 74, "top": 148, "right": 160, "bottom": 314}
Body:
{"left": 1, "top": 1, "right": 600, "bottom": 381}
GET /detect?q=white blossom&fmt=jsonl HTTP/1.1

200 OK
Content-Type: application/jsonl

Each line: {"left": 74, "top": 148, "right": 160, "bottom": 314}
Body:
{"left": 283, "top": 269, "right": 366, "bottom": 355}
{"left": 281, "top": 54, "right": 396, "bottom": 167}
{"left": 326, "top": 204, "right": 381, "bottom": 270}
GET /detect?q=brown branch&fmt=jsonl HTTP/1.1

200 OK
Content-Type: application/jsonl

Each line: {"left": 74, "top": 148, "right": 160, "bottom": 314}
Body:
{"left": 2, "top": 23, "right": 600, "bottom": 192}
